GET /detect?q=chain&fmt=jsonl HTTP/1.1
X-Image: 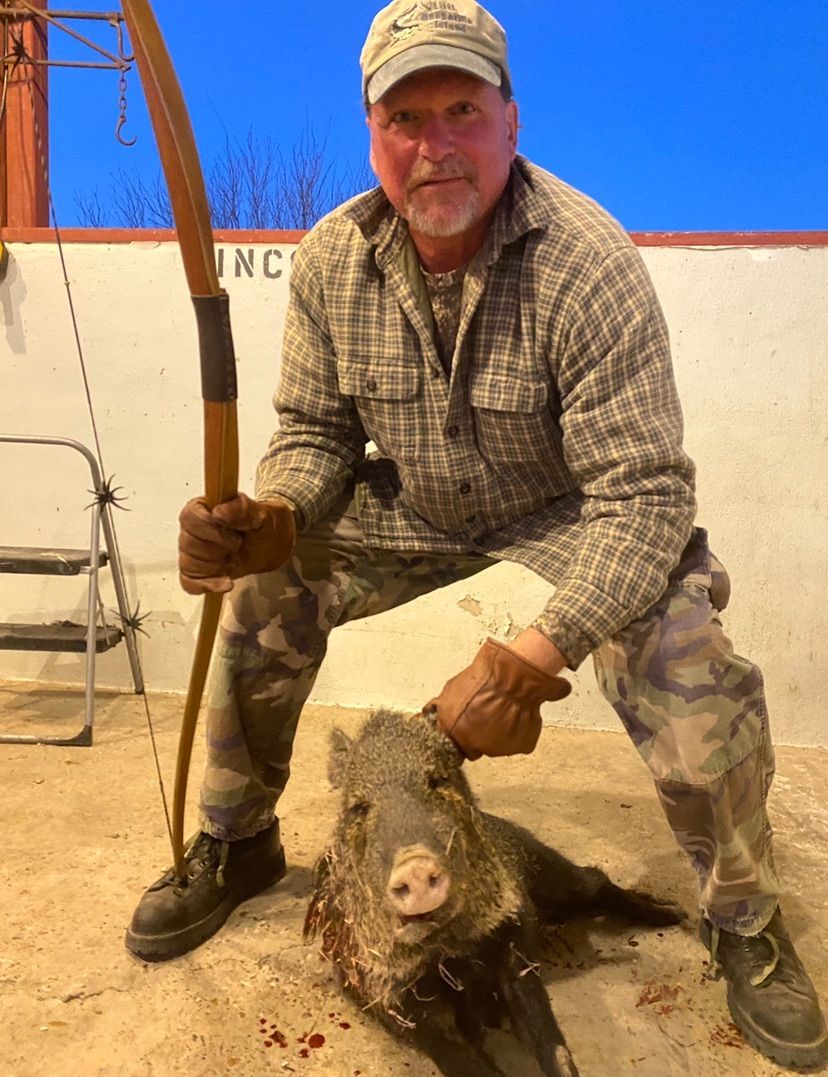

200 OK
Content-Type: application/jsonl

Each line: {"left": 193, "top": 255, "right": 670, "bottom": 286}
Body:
{"left": 116, "top": 65, "right": 135, "bottom": 146}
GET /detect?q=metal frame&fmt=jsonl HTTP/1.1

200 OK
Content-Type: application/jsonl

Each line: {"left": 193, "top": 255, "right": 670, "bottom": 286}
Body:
{"left": 0, "top": 434, "right": 143, "bottom": 746}
{"left": 0, "top": 6, "right": 134, "bottom": 72}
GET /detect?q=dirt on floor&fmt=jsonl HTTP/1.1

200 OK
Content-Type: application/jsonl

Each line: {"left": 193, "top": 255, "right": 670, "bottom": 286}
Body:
{"left": 1, "top": 681, "right": 826, "bottom": 1077}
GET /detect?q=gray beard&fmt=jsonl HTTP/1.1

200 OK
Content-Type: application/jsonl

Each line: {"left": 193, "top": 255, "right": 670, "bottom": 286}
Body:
{"left": 403, "top": 188, "right": 482, "bottom": 238}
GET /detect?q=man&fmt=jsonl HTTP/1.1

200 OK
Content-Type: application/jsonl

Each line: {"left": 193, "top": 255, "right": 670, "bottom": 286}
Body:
{"left": 126, "top": 1, "right": 826, "bottom": 1069}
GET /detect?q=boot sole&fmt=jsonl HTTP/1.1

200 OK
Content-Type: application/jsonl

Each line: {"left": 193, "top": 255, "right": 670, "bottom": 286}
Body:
{"left": 125, "top": 846, "right": 286, "bottom": 963}
{"left": 727, "top": 987, "right": 828, "bottom": 1072}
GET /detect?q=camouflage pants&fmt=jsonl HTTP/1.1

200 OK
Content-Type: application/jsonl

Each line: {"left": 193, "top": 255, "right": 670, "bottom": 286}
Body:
{"left": 201, "top": 499, "right": 778, "bottom": 934}
{"left": 593, "top": 535, "right": 778, "bottom": 933}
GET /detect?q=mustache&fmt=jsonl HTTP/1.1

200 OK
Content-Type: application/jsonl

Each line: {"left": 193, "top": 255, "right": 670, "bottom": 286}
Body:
{"left": 407, "top": 161, "right": 476, "bottom": 191}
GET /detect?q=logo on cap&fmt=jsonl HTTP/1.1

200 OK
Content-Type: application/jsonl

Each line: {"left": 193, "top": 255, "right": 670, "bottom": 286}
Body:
{"left": 390, "top": 3, "right": 421, "bottom": 41}
{"left": 389, "top": 2, "right": 473, "bottom": 45}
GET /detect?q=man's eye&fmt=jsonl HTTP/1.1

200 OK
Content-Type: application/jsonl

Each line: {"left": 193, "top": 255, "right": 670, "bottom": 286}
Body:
{"left": 391, "top": 110, "right": 416, "bottom": 124}
{"left": 452, "top": 102, "right": 477, "bottom": 116}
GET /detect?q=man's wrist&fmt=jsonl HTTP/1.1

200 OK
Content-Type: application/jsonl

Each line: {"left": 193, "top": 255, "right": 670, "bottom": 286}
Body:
{"left": 257, "top": 494, "right": 304, "bottom": 532}
{"left": 506, "top": 628, "right": 568, "bottom": 677}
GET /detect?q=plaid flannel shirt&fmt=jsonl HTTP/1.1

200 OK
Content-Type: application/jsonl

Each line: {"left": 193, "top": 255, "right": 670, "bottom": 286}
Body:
{"left": 256, "top": 157, "right": 696, "bottom": 667}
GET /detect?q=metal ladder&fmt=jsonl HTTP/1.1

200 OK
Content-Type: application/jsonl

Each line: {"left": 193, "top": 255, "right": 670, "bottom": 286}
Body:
{"left": 0, "top": 435, "right": 143, "bottom": 746}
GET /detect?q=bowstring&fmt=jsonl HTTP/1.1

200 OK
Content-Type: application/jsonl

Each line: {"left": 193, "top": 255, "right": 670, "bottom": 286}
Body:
{"left": 6, "top": 17, "right": 173, "bottom": 848}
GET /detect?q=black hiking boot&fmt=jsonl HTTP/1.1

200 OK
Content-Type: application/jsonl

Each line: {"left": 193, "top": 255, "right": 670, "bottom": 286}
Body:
{"left": 701, "top": 907, "right": 828, "bottom": 1071}
{"left": 125, "top": 819, "right": 286, "bottom": 962}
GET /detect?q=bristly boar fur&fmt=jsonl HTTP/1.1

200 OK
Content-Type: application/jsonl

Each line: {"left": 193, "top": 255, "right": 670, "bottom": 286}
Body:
{"left": 304, "top": 709, "right": 685, "bottom": 1077}
{"left": 306, "top": 710, "right": 523, "bottom": 1010}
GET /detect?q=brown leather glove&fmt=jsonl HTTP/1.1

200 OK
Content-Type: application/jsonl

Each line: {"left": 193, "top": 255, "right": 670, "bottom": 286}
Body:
{"left": 178, "top": 492, "right": 296, "bottom": 595}
{"left": 426, "top": 637, "right": 572, "bottom": 760}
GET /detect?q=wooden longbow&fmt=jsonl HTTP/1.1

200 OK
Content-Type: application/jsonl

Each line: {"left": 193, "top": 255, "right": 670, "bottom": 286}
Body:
{"left": 120, "top": 0, "right": 238, "bottom": 877}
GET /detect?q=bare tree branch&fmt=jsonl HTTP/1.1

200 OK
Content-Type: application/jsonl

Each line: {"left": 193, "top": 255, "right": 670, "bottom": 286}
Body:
{"left": 73, "top": 125, "right": 374, "bottom": 230}
{"left": 74, "top": 188, "right": 107, "bottom": 228}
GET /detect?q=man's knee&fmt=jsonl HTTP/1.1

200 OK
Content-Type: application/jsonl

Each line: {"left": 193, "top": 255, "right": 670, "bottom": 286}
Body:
{"left": 594, "top": 583, "right": 768, "bottom": 785}
{"left": 215, "top": 500, "right": 363, "bottom": 657}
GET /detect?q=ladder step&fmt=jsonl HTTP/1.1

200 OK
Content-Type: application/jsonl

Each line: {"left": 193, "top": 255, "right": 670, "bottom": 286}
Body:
{"left": 0, "top": 546, "right": 110, "bottom": 575}
{"left": 0, "top": 621, "right": 124, "bottom": 652}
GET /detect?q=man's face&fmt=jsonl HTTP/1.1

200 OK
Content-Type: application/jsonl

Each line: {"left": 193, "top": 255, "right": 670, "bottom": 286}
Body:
{"left": 367, "top": 68, "right": 518, "bottom": 246}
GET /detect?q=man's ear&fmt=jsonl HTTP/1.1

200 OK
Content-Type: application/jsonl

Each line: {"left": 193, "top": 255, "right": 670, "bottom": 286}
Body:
{"left": 328, "top": 727, "right": 353, "bottom": 788}
{"left": 506, "top": 99, "right": 519, "bottom": 157}
{"left": 368, "top": 134, "right": 379, "bottom": 179}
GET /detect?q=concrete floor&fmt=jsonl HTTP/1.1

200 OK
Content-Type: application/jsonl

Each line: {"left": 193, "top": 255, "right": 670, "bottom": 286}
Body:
{"left": 1, "top": 681, "right": 826, "bottom": 1077}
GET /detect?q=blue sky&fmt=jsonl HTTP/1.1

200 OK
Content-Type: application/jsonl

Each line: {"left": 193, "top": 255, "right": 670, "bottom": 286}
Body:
{"left": 48, "top": 0, "right": 827, "bottom": 231}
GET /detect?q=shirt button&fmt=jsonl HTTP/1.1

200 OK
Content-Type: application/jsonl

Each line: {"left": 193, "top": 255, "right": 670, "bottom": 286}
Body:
{"left": 459, "top": 482, "right": 471, "bottom": 494}
{"left": 465, "top": 514, "right": 477, "bottom": 525}
{"left": 430, "top": 367, "right": 442, "bottom": 378}
{"left": 447, "top": 425, "right": 460, "bottom": 438}
{"left": 366, "top": 378, "right": 378, "bottom": 392}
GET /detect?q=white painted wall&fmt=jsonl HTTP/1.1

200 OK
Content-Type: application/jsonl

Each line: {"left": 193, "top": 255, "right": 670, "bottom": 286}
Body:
{"left": 1, "top": 238, "right": 826, "bottom": 746}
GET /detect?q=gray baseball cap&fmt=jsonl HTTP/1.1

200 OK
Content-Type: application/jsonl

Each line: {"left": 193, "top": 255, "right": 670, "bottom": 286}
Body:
{"left": 361, "top": 0, "right": 510, "bottom": 106}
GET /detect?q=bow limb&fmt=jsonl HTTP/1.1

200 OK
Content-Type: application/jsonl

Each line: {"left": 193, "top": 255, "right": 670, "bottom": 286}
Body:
{"left": 121, "top": 0, "right": 238, "bottom": 877}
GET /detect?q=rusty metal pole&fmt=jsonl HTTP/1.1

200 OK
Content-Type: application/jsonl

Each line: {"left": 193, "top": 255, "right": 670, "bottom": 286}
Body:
{"left": 1, "top": 1, "right": 50, "bottom": 228}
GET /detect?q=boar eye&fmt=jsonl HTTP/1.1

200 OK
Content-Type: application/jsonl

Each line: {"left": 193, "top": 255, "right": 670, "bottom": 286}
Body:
{"left": 348, "top": 800, "right": 371, "bottom": 820}
{"left": 427, "top": 774, "right": 451, "bottom": 791}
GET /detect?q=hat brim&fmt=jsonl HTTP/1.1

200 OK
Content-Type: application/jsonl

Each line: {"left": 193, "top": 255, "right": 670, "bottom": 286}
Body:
{"left": 366, "top": 44, "right": 501, "bottom": 105}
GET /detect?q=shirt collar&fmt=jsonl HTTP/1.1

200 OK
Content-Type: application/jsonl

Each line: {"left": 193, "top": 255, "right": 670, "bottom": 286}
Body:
{"left": 482, "top": 156, "right": 551, "bottom": 263}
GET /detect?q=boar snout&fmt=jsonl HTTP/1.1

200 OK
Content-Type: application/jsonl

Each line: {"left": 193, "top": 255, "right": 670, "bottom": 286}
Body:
{"left": 387, "top": 848, "right": 451, "bottom": 917}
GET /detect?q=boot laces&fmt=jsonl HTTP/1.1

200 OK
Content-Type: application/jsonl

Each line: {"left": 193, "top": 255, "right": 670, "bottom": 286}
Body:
{"left": 165, "top": 831, "right": 229, "bottom": 888}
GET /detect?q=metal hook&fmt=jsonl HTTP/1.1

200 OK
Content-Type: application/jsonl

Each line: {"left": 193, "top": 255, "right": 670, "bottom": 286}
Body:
{"left": 115, "top": 62, "right": 136, "bottom": 147}
{"left": 111, "top": 15, "right": 135, "bottom": 64}
{"left": 115, "top": 112, "right": 136, "bottom": 147}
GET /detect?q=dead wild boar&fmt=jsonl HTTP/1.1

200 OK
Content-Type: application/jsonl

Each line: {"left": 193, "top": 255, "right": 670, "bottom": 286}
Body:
{"left": 304, "top": 709, "right": 685, "bottom": 1077}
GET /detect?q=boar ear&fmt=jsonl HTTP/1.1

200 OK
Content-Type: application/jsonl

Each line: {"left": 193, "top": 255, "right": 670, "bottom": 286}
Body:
{"left": 422, "top": 705, "right": 466, "bottom": 766}
{"left": 421, "top": 703, "right": 439, "bottom": 730}
{"left": 328, "top": 727, "right": 353, "bottom": 788}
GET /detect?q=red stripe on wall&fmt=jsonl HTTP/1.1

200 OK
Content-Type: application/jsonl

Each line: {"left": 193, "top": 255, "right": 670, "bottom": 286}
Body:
{"left": 0, "top": 228, "right": 306, "bottom": 244}
{"left": 632, "top": 231, "right": 828, "bottom": 247}
{"left": 0, "top": 227, "right": 827, "bottom": 247}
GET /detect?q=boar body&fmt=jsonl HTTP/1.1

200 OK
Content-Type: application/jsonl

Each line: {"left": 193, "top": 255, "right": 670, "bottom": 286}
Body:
{"left": 305, "top": 709, "right": 684, "bottom": 1077}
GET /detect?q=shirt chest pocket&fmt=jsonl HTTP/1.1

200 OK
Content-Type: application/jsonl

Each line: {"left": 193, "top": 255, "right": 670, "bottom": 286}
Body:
{"left": 338, "top": 360, "right": 422, "bottom": 464}
{"left": 469, "top": 373, "right": 561, "bottom": 468}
